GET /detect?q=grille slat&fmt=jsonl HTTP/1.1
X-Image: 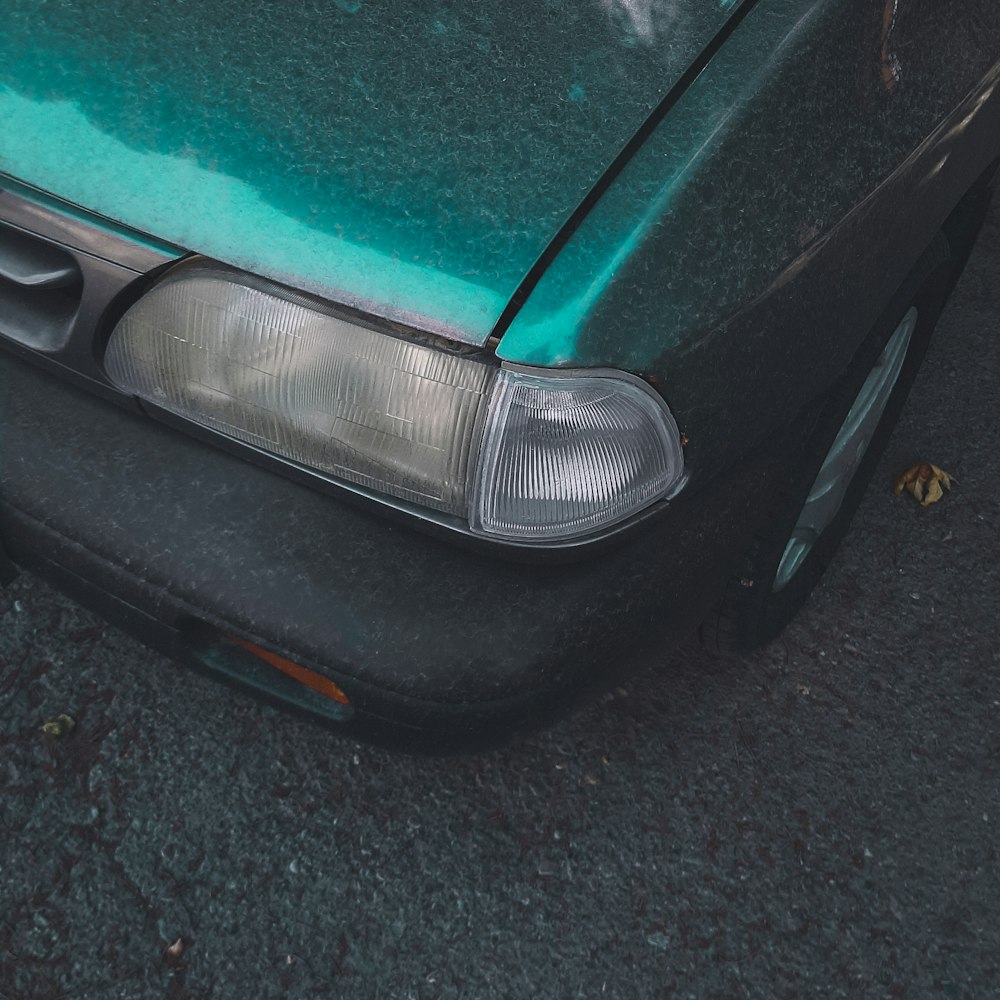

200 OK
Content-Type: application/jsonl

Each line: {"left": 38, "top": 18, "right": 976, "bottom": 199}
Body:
{"left": 0, "top": 224, "right": 80, "bottom": 287}
{"left": 0, "top": 221, "right": 83, "bottom": 350}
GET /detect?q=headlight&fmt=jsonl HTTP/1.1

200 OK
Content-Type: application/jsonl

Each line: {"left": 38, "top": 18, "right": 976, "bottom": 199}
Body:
{"left": 471, "top": 366, "right": 684, "bottom": 540}
{"left": 104, "top": 264, "right": 493, "bottom": 515}
{"left": 105, "top": 264, "right": 684, "bottom": 542}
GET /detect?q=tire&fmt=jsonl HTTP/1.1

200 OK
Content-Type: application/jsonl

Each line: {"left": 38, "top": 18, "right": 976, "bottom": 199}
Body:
{"left": 700, "top": 234, "right": 954, "bottom": 653}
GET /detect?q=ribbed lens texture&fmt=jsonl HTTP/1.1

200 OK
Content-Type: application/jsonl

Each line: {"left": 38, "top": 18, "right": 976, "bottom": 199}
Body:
{"left": 473, "top": 370, "right": 684, "bottom": 540}
{"left": 104, "top": 268, "right": 495, "bottom": 514}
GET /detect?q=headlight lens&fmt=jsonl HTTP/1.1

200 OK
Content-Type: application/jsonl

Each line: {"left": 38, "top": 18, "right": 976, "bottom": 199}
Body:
{"left": 471, "top": 367, "right": 684, "bottom": 540}
{"left": 105, "top": 265, "right": 684, "bottom": 541}
{"left": 104, "top": 265, "right": 495, "bottom": 515}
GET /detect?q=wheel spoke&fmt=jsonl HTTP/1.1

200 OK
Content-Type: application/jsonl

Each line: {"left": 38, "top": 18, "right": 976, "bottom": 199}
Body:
{"left": 772, "top": 307, "right": 918, "bottom": 592}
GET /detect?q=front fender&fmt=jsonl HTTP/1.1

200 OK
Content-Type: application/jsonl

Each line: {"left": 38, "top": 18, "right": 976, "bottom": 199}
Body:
{"left": 497, "top": 0, "right": 1000, "bottom": 484}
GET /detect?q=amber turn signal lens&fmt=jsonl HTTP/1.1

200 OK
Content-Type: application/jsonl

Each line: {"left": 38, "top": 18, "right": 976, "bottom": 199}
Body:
{"left": 228, "top": 636, "right": 350, "bottom": 705}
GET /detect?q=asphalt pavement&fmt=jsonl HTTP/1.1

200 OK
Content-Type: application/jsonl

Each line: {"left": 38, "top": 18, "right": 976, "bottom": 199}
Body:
{"left": 2, "top": 201, "right": 999, "bottom": 999}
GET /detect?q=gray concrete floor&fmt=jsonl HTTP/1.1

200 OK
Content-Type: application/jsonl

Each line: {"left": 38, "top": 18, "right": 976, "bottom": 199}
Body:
{"left": 2, "top": 201, "right": 999, "bottom": 999}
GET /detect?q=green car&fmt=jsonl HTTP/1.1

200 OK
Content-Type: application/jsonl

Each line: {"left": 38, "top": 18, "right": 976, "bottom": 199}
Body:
{"left": 1, "top": 1, "right": 998, "bottom": 747}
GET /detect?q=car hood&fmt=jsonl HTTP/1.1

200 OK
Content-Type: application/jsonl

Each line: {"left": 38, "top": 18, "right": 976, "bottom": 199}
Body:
{"left": 0, "top": 1, "right": 743, "bottom": 344}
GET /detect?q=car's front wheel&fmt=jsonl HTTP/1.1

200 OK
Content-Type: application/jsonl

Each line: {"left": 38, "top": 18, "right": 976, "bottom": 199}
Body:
{"left": 700, "top": 234, "right": 954, "bottom": 652}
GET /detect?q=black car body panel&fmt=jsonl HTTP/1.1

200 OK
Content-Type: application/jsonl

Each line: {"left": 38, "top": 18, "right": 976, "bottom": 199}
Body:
{"left": 1, "top": 0, "right": 999, "bottom": 747}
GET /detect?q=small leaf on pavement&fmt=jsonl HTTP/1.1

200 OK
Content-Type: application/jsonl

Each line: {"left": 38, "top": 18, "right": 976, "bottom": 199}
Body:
{"left": 893, "top": 463, "right": 955, "bottom": 506}
{"left": 41, "top": 714, "right": 75, "bottom": 737}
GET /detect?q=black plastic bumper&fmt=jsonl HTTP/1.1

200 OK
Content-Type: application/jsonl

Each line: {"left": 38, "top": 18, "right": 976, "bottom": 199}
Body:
{"left": 1, "top": 352, "right": 790, "bottom": 749}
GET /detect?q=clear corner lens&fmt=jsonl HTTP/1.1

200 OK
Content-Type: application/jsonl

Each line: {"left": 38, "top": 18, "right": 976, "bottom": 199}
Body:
{"left": 103, "top": 266, "right": 496, "bottom": 515}
{"left": 471, "top": 368, "right": 685, "bottom": 541}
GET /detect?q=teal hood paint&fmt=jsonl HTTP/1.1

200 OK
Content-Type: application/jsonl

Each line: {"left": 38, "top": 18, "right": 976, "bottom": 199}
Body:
{"left": 0, "top": 0, "right": 743, "bottom": 344}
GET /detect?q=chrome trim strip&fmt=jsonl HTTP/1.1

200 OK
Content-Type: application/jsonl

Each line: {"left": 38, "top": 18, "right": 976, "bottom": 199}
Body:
{"left": 0, "top": 175, "right": 181, "bottom": 273}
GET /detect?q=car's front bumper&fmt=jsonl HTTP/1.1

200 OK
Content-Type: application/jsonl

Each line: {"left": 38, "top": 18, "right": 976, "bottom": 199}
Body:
{"left": 1, "top": 351, "right": 794, "bottom": 750}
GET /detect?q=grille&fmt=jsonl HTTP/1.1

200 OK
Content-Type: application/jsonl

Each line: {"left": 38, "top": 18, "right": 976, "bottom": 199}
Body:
{"left": 0, "top": 181, "right": 181, "bottom": 382}
{"left": 0, "top": 220, "right": 83, "bottom": 351}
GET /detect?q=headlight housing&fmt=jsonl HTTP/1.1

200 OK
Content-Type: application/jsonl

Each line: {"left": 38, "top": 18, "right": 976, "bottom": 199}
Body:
{"left": 471, "top": 366, "right": 684, "bottom": 540}
{"left": 104, "top": 264, "right": 685, "bottom": 543}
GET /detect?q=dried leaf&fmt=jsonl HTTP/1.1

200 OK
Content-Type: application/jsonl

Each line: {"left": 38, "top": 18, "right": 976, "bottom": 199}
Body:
{"left": 41, "top": 714, "right": 75, "bottom": 737}
{"left": 893, "top": 463, "right": 955, "bottom": 507}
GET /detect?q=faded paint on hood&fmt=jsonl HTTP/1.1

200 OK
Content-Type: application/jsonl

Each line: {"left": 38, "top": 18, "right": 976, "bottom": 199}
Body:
{"left": 0, "top": 0, "right": 743, "bottom": 343}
